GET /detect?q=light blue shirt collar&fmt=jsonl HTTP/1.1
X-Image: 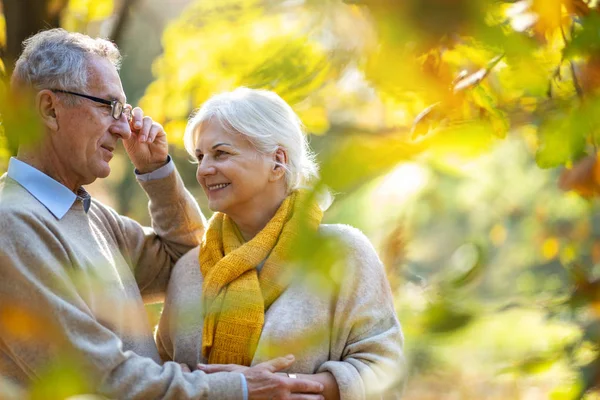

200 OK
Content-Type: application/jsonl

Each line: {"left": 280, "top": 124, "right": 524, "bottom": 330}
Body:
{"left": 7, "top": 157, "right": 80, "bottom": 219}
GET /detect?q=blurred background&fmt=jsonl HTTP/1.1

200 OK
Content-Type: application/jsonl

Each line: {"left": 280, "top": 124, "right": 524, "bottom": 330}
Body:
{"left": 2, "top": 0, "right": 600, "bottom": 398}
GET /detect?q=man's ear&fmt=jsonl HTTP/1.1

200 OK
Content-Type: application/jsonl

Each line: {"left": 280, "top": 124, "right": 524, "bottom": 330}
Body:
{"left": 36, "top": 89, "right": 59, "bottom": 131}
{"left": 270, "top": 147, "right": 288, "bottom": 182}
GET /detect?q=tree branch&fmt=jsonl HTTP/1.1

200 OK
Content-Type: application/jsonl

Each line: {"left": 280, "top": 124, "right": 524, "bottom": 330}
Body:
{"left": 109, "top": 0, "right": 140, "bottom": 47}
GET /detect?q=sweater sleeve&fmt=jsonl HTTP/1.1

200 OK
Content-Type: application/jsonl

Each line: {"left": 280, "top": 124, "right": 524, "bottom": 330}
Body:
{"left": 316, "top": 226, "right": 405, "bottom": 400}
{"left": 0, "top": 212, "right": 240, "bottom": 400}
{"left": 106, "top": 165, "right": 206, "bottom": 303}
{"left": 156, "top": 247, "right": 203, "bottom": 365}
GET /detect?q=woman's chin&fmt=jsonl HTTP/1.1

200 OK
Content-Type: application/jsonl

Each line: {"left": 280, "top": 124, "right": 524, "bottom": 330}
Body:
{"left": 207, "top": 199, "right": 226, "bottom": 214}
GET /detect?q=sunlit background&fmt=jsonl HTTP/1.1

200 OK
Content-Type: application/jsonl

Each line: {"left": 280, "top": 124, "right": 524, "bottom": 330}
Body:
{"left": 2, "top": 0, "right": 600, "bottom": 398}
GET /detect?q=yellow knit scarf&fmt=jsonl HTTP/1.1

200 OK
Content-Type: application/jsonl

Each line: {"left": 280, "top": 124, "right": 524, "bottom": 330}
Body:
{"left": 200, "top": 190, "right": 323, "bottom": 365}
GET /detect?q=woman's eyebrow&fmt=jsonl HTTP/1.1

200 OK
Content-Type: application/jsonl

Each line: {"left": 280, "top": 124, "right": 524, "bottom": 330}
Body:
{"left": 212, "top": 143, "right": 233, "bottom": 150}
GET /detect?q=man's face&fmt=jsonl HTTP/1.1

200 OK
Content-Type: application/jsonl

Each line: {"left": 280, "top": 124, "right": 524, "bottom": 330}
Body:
{"left": 51, "top": 56, "right": 131, "bottom": 188}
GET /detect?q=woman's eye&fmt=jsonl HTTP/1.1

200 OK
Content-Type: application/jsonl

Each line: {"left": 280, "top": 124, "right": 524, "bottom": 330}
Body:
{"left": 196, "top": 154, "right": 204, "bottom": 162}
{"left": 215, "top": 150, "right": 227, "bottom": 158}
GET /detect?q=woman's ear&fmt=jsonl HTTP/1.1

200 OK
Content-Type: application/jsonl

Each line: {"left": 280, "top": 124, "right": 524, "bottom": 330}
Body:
{"left": 270, "top": 147, "right": 288, "bottom": 182}
{"left": 36, "top": 89, "right": 59, "bottom": 131}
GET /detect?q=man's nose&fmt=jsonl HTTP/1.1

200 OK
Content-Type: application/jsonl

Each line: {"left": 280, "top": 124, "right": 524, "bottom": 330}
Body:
{"left": 110, "top": 116, "right": 132, "bottom": 140}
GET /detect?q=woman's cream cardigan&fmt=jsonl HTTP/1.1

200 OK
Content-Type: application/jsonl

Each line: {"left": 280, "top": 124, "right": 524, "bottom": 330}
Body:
{"left": 157, "top": 224, "right": 405, "bottom": 399}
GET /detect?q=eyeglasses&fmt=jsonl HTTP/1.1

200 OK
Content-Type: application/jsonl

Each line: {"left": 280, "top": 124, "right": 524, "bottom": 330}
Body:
{"left": 51, "top": 89, "right": 132, "bottom": 121}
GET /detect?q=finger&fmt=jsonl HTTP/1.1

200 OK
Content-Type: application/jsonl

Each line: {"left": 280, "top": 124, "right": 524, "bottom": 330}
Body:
{"left": 179, "top": 363, "right": 191, "bottom": 373}
{"left": 197, "top": 363, "right": 238, "bottom": 373}
{"left": 131, "top": 107, "right": 144, "bottom": 130}
{"left": 123, "top": 104, "right": 133, "bottom": 122}
{"left": 289, "top": 395, "right": 324, "bottom": 400}
{"left": 147, "top": 122, "right": 164, "bottom": 143}
{"left": 256, "top": 354, "right": 295, "bottom": 373}
{"left": 139, "top": 116, "right": 153, "bottom": 142}
{"left": 287, "top": 378, "right": 324, "bottom": 394}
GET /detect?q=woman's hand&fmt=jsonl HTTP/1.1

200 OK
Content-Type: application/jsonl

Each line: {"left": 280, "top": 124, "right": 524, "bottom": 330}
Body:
{"left": 196, "top": 358, "right": 339, "bottom": 399}
{"left": 198, "top": 355, "right": 325, "bottom": 399}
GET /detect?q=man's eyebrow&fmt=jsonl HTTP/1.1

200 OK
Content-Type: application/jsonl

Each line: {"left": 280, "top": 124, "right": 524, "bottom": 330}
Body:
{"left": 212, "top": 143, "right": 233, "bottom": 149}
{"left": 109, "top": 93, "right": 126, "bottom": 103}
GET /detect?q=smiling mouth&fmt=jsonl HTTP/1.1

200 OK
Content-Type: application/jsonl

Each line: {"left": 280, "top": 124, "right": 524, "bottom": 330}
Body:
{"left": 101, "top": 145, "right": 115, "bottom": 153}
{"left": 207, "top": 183, "right": 230, "bottom": 191}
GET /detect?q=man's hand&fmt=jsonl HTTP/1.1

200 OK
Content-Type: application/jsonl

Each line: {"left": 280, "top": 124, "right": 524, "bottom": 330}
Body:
{"left": 197, "top": 363, "right": 249, "bottom": 374}
{"left": 179, "top": 363, "right": 191, "bottom": 373}
{"left": 123, "top": 106, "right": 169, "bottom": 174}
{"left": 198, "top": 355, "right": 324, "bottom": 400}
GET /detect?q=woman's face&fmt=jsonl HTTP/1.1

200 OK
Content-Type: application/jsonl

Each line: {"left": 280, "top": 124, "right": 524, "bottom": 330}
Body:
{"left": 194, "top": 120, "right": 275, "bottom": 217}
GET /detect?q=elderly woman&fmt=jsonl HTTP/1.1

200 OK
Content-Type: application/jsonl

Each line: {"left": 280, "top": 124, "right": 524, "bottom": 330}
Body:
{"left": 156, "top": 88, "right": 404, "bottom": 399}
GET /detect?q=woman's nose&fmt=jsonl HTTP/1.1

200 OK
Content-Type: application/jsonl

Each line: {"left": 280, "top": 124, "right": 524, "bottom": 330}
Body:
{"left": 197, "top": 158, "right": 216, "bottom": 176}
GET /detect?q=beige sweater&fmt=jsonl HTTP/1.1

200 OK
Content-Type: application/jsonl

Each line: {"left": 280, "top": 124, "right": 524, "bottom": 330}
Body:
{"left": 0, "top": 170, "right": 244, "bottom": 399}
{"left": 157, "top": 224, "right": 405, "bottom": 400}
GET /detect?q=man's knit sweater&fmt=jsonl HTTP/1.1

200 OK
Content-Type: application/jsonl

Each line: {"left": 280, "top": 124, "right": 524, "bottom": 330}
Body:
{"left": 158, "top": 224, "right": 405, "bottom": 400}
{"left": 0, "top": 169, "right": 243, "bottom": 399}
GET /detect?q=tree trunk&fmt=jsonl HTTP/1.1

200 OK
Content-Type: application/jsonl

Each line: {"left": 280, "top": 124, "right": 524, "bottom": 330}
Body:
{"left": 109, "top": 0, "right": 140, "bottom": 47}
{"left": 1, "top": 0, "right": 67, "bottom": 74}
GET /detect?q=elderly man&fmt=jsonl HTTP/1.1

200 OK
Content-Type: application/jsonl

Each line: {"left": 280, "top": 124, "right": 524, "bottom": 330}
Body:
{"left": 0, "top": 29, "right": 323, "bottom": 400}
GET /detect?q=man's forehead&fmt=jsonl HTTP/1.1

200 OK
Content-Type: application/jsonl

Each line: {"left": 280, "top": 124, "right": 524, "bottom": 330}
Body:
{"left": 86, "top": 57, "right": 126, "bottom": 102}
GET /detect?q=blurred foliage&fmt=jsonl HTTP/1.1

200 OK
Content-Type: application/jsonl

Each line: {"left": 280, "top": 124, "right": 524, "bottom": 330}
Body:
{"left": 4, "top": 0, "right": 600, "bottom": 398}
{"left": 61, "top": 0, "right": 115, "bottom": 32}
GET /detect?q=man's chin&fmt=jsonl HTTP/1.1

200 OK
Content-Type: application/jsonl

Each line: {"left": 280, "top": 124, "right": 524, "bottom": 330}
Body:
{"left": 91, "top": 164, "right": 111, "bottom": 182}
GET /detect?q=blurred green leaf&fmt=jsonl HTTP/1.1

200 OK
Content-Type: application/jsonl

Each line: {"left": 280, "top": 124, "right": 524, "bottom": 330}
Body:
{"left": 446, "top": 242, "right": 486, "bottom": 289}
{"left": 550, "top": 382, "right": 583, "bottom": 400}
{"left": 0, "top": 89, "right": 42, "bottom": 155}
{"left": 29, "top": 355, "right": 94, "bottom": 400}
{"left": 564, "top": 13, "right": 600, "bottom": 58}
{"left": 421, "top": 298, "right": 474, "bottom": 334}
{"left": 581, "top": 320, "right": 600, "bottom": 343}
{"left": 319, "top": 132, "right": 423, "bottom": 193}
{"left": 418, "top": 120, "right": 498, "bottom": 159}
{"left": 499, "top": 353, "right": 561, "bottom": 376}
{"left": 536, "top": 110, "right": 587, "bottom": 169}
{"left": 471, "top": 86, "right": 509, "bottom": 138}
{"left": 579, "top": 358, "right": 600, "bottom": 397}
{"left": 411, "top": 102, "right": 443, "bottom": 139}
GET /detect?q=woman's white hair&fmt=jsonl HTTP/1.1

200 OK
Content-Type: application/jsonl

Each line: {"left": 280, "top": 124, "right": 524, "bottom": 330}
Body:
{"left": 184, "top": 87, "right": 320, "bottom": 193}
{"left": 11, "top": 28, "right": 121, "bottom": 103}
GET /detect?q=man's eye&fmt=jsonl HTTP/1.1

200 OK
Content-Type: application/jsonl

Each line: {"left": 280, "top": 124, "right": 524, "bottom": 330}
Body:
{"left": 215, "top": 150, "right": 227, "bottom": 158}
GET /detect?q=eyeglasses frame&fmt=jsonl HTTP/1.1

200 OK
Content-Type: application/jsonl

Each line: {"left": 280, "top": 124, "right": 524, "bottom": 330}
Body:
{"left": 51, "top": 89, "right": 132, "bottom": 121}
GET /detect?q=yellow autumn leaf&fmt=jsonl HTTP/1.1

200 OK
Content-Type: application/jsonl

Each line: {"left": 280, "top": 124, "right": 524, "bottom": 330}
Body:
{"left": 489, "top": 224, "right": 507, "bottom": 246}
{"left": 67, "top": 0, "right": 114, "bottom": 20}
{"left": 0, "top": 15, "right": 6, "bottom": 48}
{"left": 164, "top": 120, "right": 189, "bottom": 146}
{"left": 0, "top": 303, "right": 64, "bottom": 344}
{"left": 297, "top": 106, "right": 330, "bottom": 135}
{"left": 541, "top": 237, "right": 560, "bottom": 260}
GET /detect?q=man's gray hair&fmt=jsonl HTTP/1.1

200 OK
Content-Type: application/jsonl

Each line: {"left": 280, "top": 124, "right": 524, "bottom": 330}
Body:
{"left": 11, "top": 28, "right": 121, "bottom": 96}
{"left": 184, "top": 87, "right": 320, "bottom": 193}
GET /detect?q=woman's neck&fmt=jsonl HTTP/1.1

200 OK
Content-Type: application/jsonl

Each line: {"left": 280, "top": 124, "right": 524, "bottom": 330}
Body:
{"left": 229, "top": 189, "right": 288, "bottom": 242}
